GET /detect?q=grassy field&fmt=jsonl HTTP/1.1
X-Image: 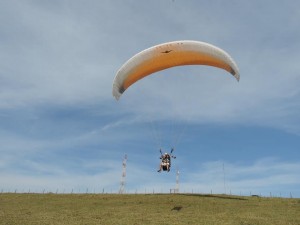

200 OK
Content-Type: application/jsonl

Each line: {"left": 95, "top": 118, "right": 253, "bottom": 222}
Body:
{"left": 0, "top": 193, "right": 299, "bottom": 225}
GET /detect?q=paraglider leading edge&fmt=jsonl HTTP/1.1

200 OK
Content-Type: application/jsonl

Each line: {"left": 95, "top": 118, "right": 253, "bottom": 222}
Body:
{"left": 112, "top": 40, "right": 240, "bottom": 100}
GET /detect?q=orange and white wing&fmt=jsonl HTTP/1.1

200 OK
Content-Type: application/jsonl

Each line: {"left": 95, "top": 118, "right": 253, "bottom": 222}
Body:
{"left": 112, "top": 40, "right": 239, "bottom": 100}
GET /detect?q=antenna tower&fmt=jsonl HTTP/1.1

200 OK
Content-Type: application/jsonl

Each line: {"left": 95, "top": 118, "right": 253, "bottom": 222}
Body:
{"left": 223, "top": 163, "right": 226, "bottom": 194}
{"left": 119, "top": 154, "right": 127, "bottom": 194}
{"left": 175, "top": 169, "right": 179, "bottom": 193}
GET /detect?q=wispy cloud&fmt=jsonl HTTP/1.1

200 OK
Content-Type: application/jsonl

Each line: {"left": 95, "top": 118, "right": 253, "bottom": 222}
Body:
{"left": 0, "top": 1, "right": 300, "bottom": 197}
{"left": 181, "top": 158, "right": 300, "bottom": 197}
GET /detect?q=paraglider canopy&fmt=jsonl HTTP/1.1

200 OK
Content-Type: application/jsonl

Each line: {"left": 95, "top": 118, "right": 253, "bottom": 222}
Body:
{"left": 112, "top": 40, "right": 240, "bottom": 100}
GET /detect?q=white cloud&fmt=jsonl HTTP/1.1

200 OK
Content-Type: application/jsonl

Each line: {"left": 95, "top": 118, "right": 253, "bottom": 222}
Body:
{"left": 0, "top": 171, "right": 121, "bottom": 194}
{"left": 180, "top": 158, "right": 300, "bottom": 197}
{"left": 0, "top": 1, "right": 119, "bottom": 109}
{"left": 1, "top": 0, "right": 300, "bottom": 135}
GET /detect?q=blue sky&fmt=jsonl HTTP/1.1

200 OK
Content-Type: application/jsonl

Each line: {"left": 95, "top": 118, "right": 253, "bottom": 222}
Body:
{"left": 1, "top": 0, "right": 300, "bottom": 197}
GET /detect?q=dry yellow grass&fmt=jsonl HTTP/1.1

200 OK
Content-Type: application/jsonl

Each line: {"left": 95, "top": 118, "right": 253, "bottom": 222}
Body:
{"left": 0, "top": 193, "right": 299, "bottom": 225}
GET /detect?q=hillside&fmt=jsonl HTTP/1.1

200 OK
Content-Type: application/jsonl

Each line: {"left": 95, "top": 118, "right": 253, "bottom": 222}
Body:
{"left": 1, "top": 193, "right": 299, "bottom": 225}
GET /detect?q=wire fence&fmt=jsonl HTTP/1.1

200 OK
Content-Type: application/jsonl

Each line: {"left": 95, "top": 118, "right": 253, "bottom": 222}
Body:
{"left": 0, "top": 188, "right": 297, "bottom": 199}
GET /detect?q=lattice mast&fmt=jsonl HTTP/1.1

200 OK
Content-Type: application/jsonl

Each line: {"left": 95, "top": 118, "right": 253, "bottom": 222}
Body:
{"left": 119, "top": 154, "right": 127, "bottom": 194}
{"left": 175, "top": 169, "right": 179, "bottom": 193}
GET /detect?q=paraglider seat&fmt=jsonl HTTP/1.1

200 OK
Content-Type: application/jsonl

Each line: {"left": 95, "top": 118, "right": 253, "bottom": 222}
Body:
{"left": 162, "top": 161, "right": 170, "bottom": 171}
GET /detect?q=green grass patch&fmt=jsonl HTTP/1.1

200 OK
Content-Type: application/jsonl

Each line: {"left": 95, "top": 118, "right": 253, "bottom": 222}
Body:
{"left": 0, "top": 193, "right": 299, "bottom": 225}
